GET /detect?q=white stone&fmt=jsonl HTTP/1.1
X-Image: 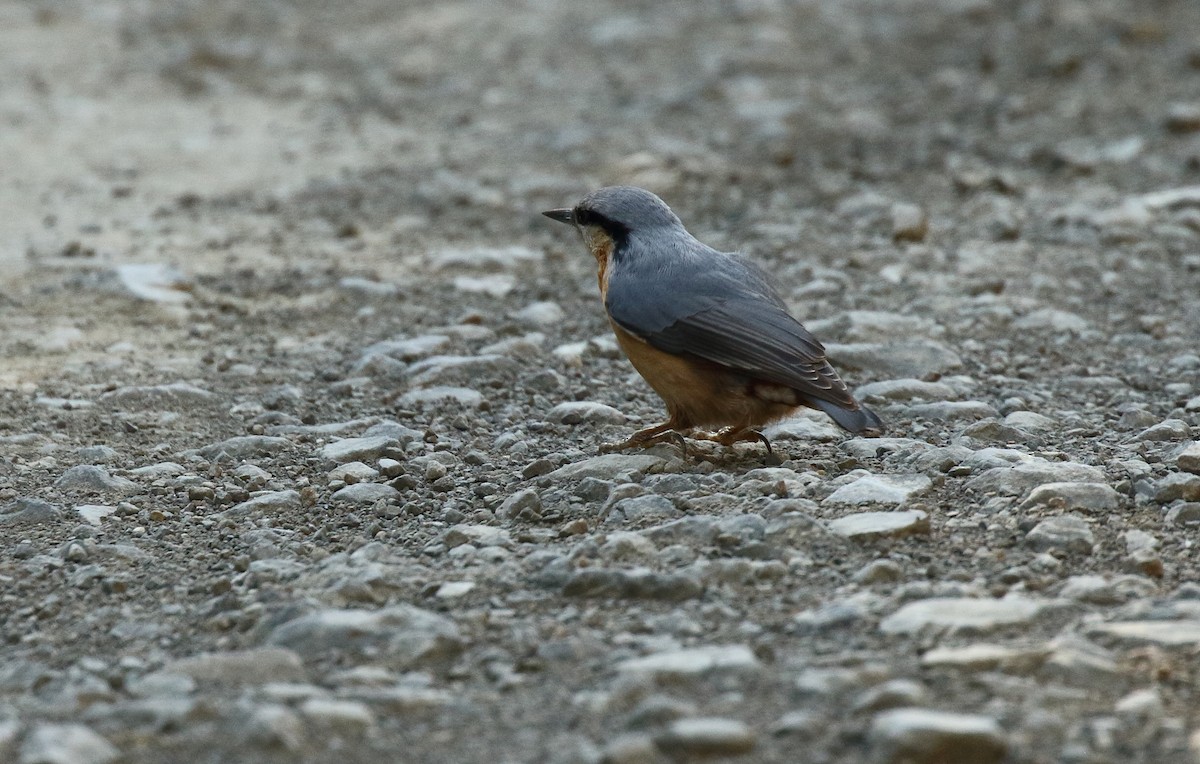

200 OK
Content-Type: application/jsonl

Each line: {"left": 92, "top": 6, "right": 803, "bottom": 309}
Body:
{"left": 19, "top": 724, "right": 118, "bottom": 764}
{"left": 1019, "top": 482, "right": 1119, "bottom": 513}
{"left": 824, "top": 474, "right": 932, "bottom": 506}
{"left": 114, "top": 263, "right": 191, "bottom": 304}
{"left": 616, "top": 645, "right": 761, "bottom": 678}
{"left": 880, "top": 597, "right": 1049, "bottom": 635}
{"left": 396, "top": 387, "right": 484, "bottom": 408}
{"left": 320, "top": 435, "right": 397, "bottom": 464}
{"left": 869, "top": 708, "right": 1007, "bottom": 764}
{"left": 75, "top": 505, "right": 116, "bottom": 526}
{"left": 547, "top": 401, "right": 626, "bottom": 425}
{"left": 1087, "top": 621, "right": 1200, "bottom": 646}
{"left": 331, "top": 483, "right": 400, "bottom": 504}
{"left": 829, "top": 510, "right": 929, "bottom": 540}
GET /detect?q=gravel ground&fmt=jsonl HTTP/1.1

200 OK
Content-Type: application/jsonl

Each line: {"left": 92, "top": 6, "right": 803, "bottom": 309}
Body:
{"left": 3, "top": 1, "right": 1200, "bottom": 762}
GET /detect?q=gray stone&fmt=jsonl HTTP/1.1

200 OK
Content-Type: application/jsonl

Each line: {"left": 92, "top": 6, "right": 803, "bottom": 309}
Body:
{"left": 266, "top": 606, "right": 462, "bottom": 666}
{"left": 920, "top": 644, "right": 1047, "bottom": 672}
{"left": 396, "top": 387, "right": 484, "bottom": 408}
{"left": 113, "top": 262, "right": 190, "bottom": 304}
{"left": 824, "top": 474, "right": 932, "bottom": 506}
{"left": 1013, "top": 308, "right": 1090, "bottom": 333}
{"left": 331, "top": 483, "right": 401, "bottom": 504}
{"left": 298, "top": 698, "right": 375, "bottom": 735}
{"left": 75, "top": 445, "right": 117, "bottom": 463}
{"left": 563, "top": 568, "right": 702, "bottom": 601}
{"left": 891, "top": 203, "right": 929, "bottom": 242}
{"left": 959, "top": 419, "right": 1034, "bottom": 444}
{"left": 339, "top": 277, "right": 398, "bottom": 297}
{"left": 966, "top": 460, "right": 1106, "bottom": 495}
{"left": 164, "top": 648, "right": 306, "bottom": 685}
{"left": 868, "top": 708, "right": 1007, "bottom": 764}
{"left": 547, "top": 401, "right": 627, "bottom": 425}
{"left": 359, "top": 335, "right": 449, "bottom": 361}
{"left": 407, "top": 354, "right": 514, "bottom": 387}
{"left": 1025, "top": 515, "right": 1094, "bottom": 554}
{"left": 853, "top": 559, "right": 904, "bottom": 584}
{"left": 19, "top": 723, "right": 118, "bottom": 764}
{"left": 238, "top": 703, "right": 303, "bottom": 750}
{"left": 825, "top": 340, "right": 963, "bottom": 378}
{"left": 855, "top": 379, "right": 957, "bottom": 402}
{"left": 1087, "top": 621, "right": 1200, "bottom": 646}
{"left": 808, "top": 310, "right": 942, "bottom": 343}
{"left": 99, "top": 382, "right": 218, "bottom": 409}
{"left": 221, "top": 490, "right": 301, "bottom": 519}
{"left": 320, "top": 435, "right": 398, "bottom": 464}
{"left": 362, "top": 421, "right": 423, "bottom": 444}
{"left": 654, "top": 718, "right": 756, "bottom": 757}
{"left": 616, "top": 645, "right": 761, "bottom": 678}
{"left": 606, "top": 495, "right": 682, "bottom": 525}
{"left": 328, "top": 462, "right": 379, "bottom": 483}
{"left": 1019, "top": 482, "right": 1120, "bottom": 513}
{"left": 1136, "top": 419, "right": 1191, "bottom": 442}
{"left": 763, "top": 414, "right": 842, "bottom": 442}
{"left": 54, "top": 466, "right": 138, "bottom": 496}
{"left": 1002, "top": 411, "right": 1057, "bottom": 432}
{"left": 1177, "top": 442, "right": 1200, "bottom": 475}
{"left": 852, "top": 679, "right": 928, "bottom": 713}
{"left": 75, "top": 505, "right": 116, "bottom": 525}
{"left": 544, "top": 454, "right": 665, "bottom": 482}
{"left": 1166, "top": 503, "right": 1200, "bottom": 525}
{"left": 880, "top": 597, "right": 1050, "bottom": 635}
{"left": 0, "top": 498, "right": 62, "bottom": 527}
{"left": 907, "top": 401, "right": 999, "bottom": 421}
{"left": 1154, "top": 473, "right": 1200, "bottom": 502}
{"left": 513, "top": 301, "right": 565, "bottom": 326}
{"left": 497, "top": 488, "right": 542, "bottom": 520}
{"left": 829, "top": 510, "right": 929, "bottom": 540}
{"left": 443, "top": 524, "right": 511, "bottom": 548}
{"left": 192, "top": 436, "right": 291, "bottom": 460}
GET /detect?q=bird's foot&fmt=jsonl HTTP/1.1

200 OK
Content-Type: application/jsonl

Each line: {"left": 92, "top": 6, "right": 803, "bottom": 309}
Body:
{"left": 599, "top": 422, "right": 685, "bottom": 455}
{"left": 693, "top": 427, "right": 773, "bottom": 454}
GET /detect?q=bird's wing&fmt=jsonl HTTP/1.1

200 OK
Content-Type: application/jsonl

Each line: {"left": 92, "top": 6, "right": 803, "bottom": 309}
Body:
{"left": 606, "top": 253, "right": 858, "bottom": 410}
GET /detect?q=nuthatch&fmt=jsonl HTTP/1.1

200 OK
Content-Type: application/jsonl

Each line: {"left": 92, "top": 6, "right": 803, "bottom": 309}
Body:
{"left": 544, "top": 186, "right": 882, "bottom": 454}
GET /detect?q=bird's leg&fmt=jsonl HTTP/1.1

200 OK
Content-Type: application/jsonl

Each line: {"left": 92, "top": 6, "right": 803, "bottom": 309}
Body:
{"left": 599, "top": 421, "right": 679, "bottom": 454}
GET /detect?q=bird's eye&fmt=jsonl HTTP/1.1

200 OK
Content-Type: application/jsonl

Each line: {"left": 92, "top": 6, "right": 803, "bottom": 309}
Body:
{"left": 574, "top": 208, "right": 593, "bottom": 226}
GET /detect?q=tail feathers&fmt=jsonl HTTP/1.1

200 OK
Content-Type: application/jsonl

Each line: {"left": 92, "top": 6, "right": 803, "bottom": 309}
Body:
{"left": 811, "top": 398, "right": 884, "bottom": 436}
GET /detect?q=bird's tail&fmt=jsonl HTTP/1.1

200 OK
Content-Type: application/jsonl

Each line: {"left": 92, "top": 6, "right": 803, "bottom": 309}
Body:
{"left": 811, "top": 398, "right": 884, "bottom": 436}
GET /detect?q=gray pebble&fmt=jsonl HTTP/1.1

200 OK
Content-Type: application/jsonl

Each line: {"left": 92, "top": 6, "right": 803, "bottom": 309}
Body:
{"left": 266, "top": 605, "right": 462, "bottom": 665}
{"left": 220, "top": 490, "right": 301, "bottom": 518}
{"left": 824, "top": 474, "right": 932, "bottom": 506}
{"left": 880, "top": 596, "right": 1050, "bottom": 635}
{"left": 497, "top": 488, "right": 543, "bottom": 520}
{"left": 331, "top": 483, "right": 401, "bottom": 504}
{"left": 1019, "top": 482, "right": 1120, "bottom": 513}
{"left": 654, "top": 717, "right": 756, "bottom": 757}
{"left": 868, "top": 708, "right": 1007, "bottom": 764}
{"left": 54, "top": 466, "right": 138, "bottom": 497}
{"left": 1025, "top": 515, "right": 1094, "bottom": 554}
{"left": 547, "top": 401, "right": 627, "bottom": 425}
{"left": 396, "top": 387, "right": 485, "bottom": 409}
{"left": 320, "top": 435, "right": 398, "bottom": 464}
{"left": 19, "top": 723, "right": 118, "bottom": 764}
{"left": 562, "top": 568, "right": 703, "bottom": 601}
{"left": 0, "top": 498, "right": 62, "bottom": 527}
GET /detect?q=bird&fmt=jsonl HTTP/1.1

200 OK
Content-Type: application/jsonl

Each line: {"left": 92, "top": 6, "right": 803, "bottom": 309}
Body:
{"left": 542, "top": 185, "right": 883, "bottom": 455}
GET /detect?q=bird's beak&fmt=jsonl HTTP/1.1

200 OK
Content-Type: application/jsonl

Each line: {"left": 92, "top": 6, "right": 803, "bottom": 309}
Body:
{"left": 541, "top": 208, "right": 574, "bottom": 225}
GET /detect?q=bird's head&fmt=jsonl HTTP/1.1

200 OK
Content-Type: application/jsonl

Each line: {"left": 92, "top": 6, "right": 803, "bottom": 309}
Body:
{"left": 542, "top": 186, "right": 683, "bottom": 258}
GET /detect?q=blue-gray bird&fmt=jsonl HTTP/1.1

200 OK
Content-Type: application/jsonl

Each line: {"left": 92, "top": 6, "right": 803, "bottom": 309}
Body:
{"left": 543, "top": 186, "right": 883, "bottom": 454}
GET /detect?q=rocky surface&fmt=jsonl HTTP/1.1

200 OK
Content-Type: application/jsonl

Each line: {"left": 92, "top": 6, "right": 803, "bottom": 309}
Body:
{"left": 2, "top": 1, "right": 1200, "bottom": 762}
